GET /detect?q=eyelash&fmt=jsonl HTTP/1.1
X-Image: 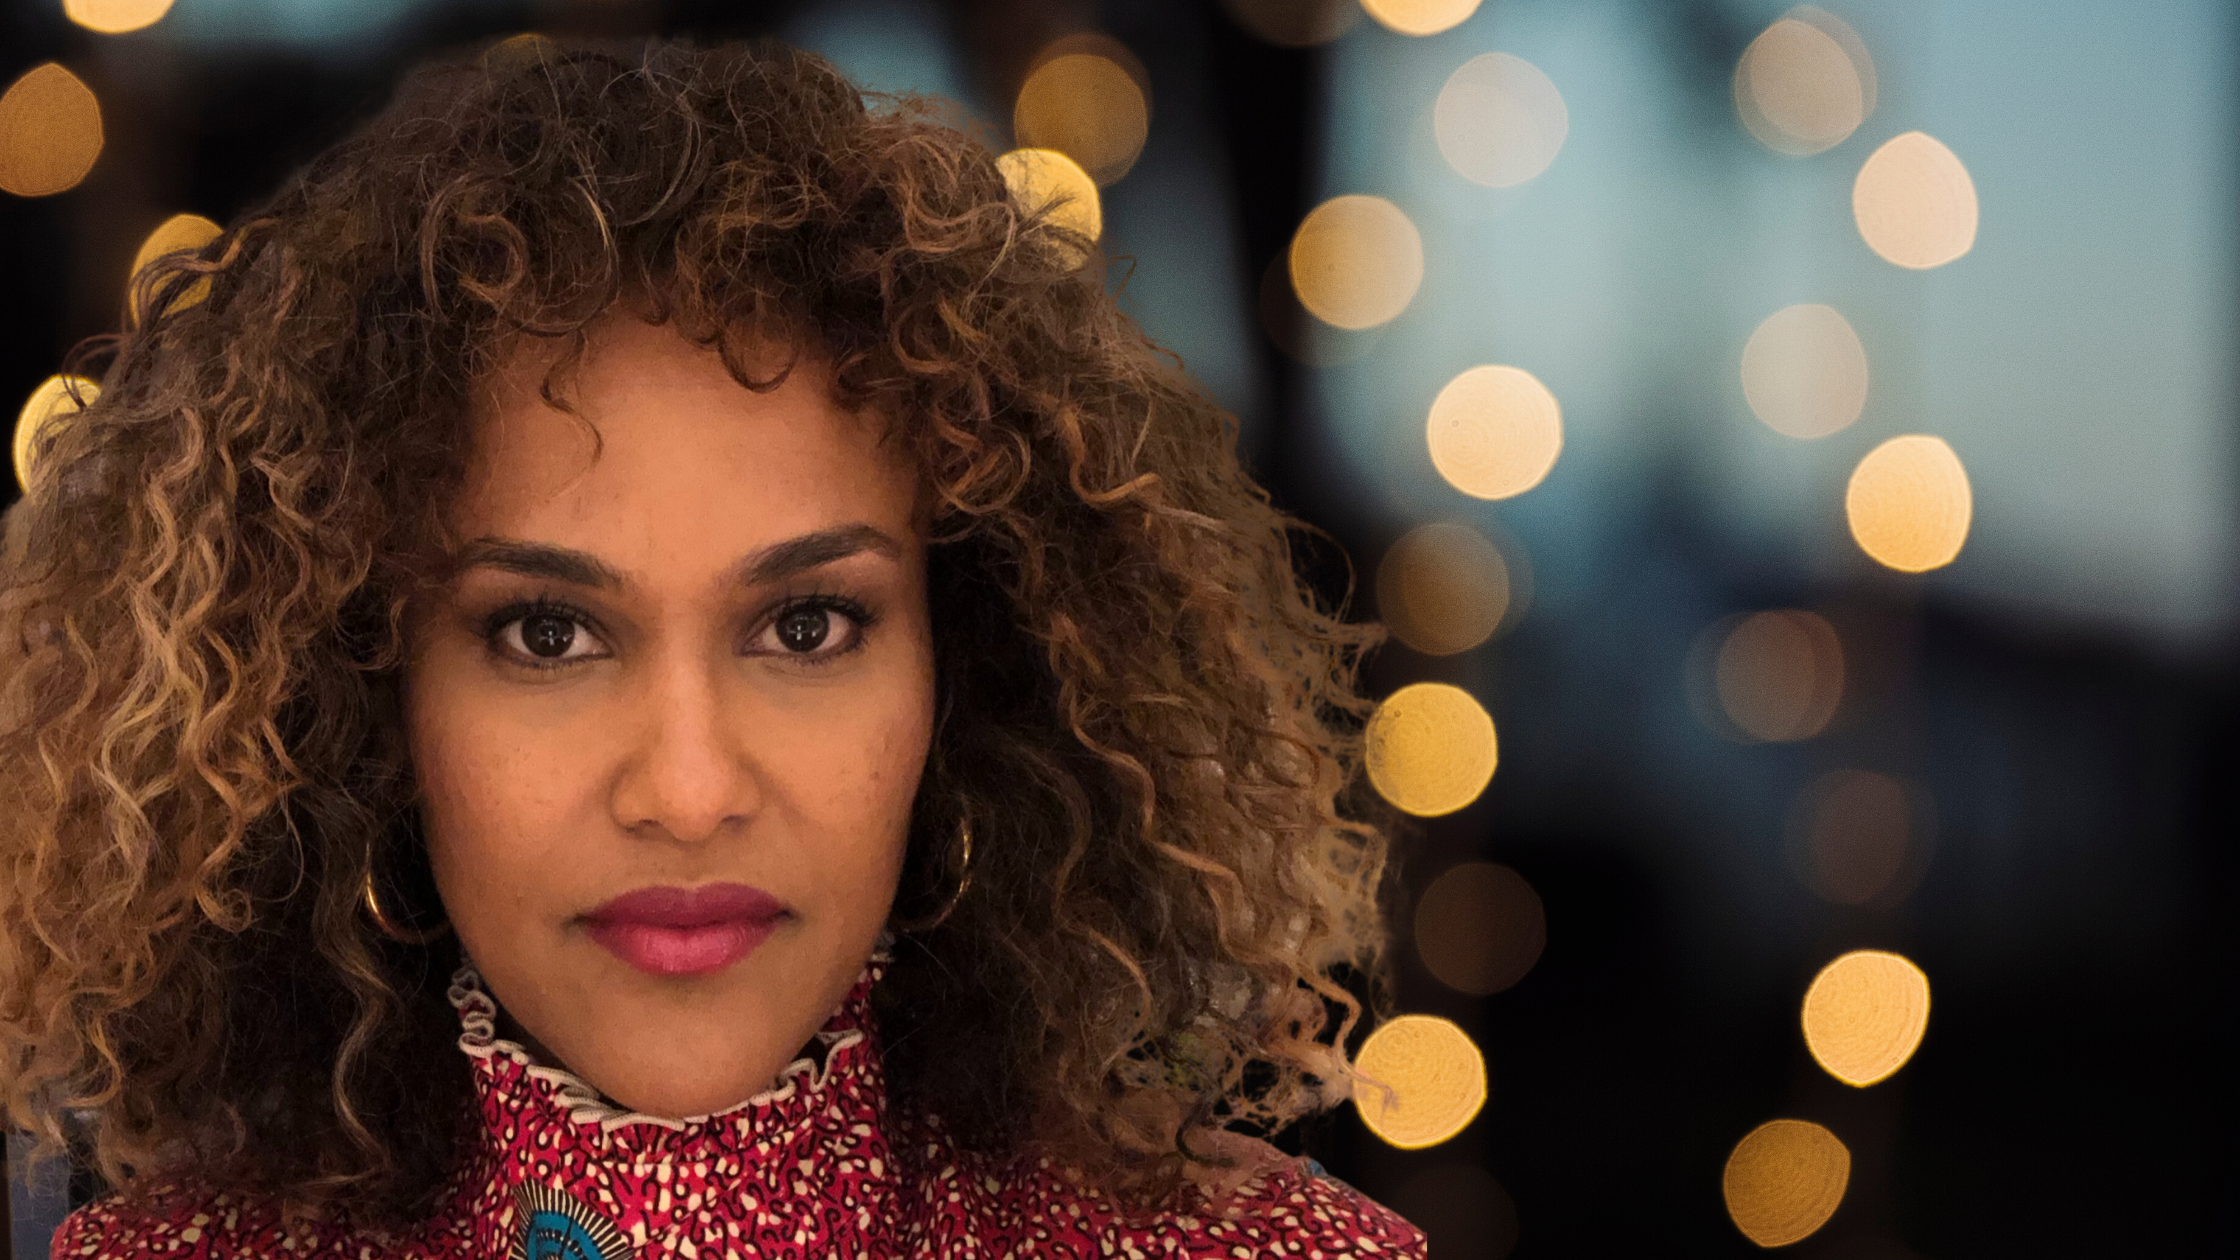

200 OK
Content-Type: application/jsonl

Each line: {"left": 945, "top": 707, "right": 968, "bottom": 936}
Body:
{"left": 479, "top": 592, "right": 879, "bottom": 674}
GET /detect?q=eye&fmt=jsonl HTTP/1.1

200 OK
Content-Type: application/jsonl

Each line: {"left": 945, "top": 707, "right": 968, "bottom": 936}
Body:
{"left": 486, "top": 599, "right": 608, "bottom": 670}
{"left": 753, "top": 596, "right": 875, "bottom": 663}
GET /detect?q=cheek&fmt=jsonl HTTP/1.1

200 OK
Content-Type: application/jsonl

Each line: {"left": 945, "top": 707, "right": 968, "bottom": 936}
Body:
{"left": 787, "top": 677, "right": 935, "bottom": 862}
{"left": 405, "top": 684, "right": 564, "bottom": 923}
{"left": 768, "top": 653, "right": 937, "bottom": 907}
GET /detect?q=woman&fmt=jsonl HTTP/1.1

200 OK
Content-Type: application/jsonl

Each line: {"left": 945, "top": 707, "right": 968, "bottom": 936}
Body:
{"left": 0, "top": 36, "right": 1422, "bottom": 1258}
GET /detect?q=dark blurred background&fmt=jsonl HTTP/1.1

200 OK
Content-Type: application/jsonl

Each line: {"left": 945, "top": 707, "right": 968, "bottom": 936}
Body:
{"left": 2, "top": 0, "right": 2233, "bottom": 1255}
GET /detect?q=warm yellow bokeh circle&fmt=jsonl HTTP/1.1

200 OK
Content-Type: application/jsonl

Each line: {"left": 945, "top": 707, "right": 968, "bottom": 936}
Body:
{"left": 997, "top": 148, "right": 1102, "bottom": 259}
{"left": 1365, "top": 682, "right": 1498, "bottom": 817}
{"left": 1288, "top": 194, "right": 1424, "bottom": 330}
{"left": 0, "top": 62, "right": 105, "bottom": 198}
{"left": 1361, "top": 0, "right": 1483, "bottom": 37}
{"left": 1013, "top": 50, "right": 1149, "bottom": 187}
{"left": 128, "top": 212, "right": 224, "bottom": 324}
{"left": 1426, "top": 365, "right": 1563, "bottom": 500}
{"left": 1722, "top": 1119, "right": 1851, "bottom": 1247}
{"left": 64, "top": 0, "right": 175, "bottom": 34}
{"left": 1801, "top": 949, "right": 1931, "bottom": 1086}
{"left": 1845, "top": 434, "right": 1972, "bottom": 572}
{"left": 1352, "top": 1014, "right": 1487, "bottom": 1149}
{"left": 14, "top": 375, "right": 99, "bottom": 494}
{"left": 1853, "top": 131, "right": 1978, "bottom": 269}
{"left": 483, "top": 33, "right": 558, "bottom": 72}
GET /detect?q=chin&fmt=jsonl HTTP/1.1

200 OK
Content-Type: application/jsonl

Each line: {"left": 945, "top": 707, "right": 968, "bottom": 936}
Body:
{"left": 523, "top": 927, "right": 870, "bottom": 1119}
{"left": 605, "top": 1074, "right": 776, "bottom": 1119}
{"left": 577, "top": 1002, "right": 820, "bottom": 1120}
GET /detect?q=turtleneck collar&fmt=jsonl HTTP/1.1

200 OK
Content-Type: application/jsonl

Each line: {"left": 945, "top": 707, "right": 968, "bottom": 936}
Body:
{"left": 437, "top": 947, "right": 903, "bottom": 1258}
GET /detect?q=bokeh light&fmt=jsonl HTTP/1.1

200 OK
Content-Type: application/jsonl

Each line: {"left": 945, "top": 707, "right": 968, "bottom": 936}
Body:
{"left": 14, "top": 376, "right": 99, "bottom": 495}
{"left": 0, "top": 63, "right": 105, "bottom": 198}
{"left": 64, "top": 0, "right": 175, "bottom": 34}
{"left": 128, "top": 213, "right": 223, "bottom": 325}
{"left": 1734, "top": 10, "right": 1874, "bottom": 156}
{"left": 1845, "top": 435, "right": 1972, "bottom": 572}
{"left": 1712, "top": 610, "right": 1844, "bottom": 743}
{"left": 1415, "top": 862, "right": 1546, "bottom": 996}
{"left": 1365, "top": 682, "right": 1497, "bottom": 817}
{"left": 1426, "top": 365, "right": 1562, "bottom": 500}
{"left": 1387, "top": 1162, "right": 1520, "bottom": 1259}
{"left": 1741, "top": 304, "right": 1868, "bottom": 440}
{"left": 1376, "top": 521, "right": 1510, "bottom": 655}
{"left": 1853, "top": 131, "right": 1978, "bottom": 269}
{"left": 997, "top": 148, "right": 1101, "bottom": 259}
{"left": 1257, "top": 255, "right": 1386, "bottom": 366}
{"left": 1362, "top": 0, "right": 1484, "bottom": 38}
{"left": 1722, "top": 1119, "right": 1850, "bottom": 1247}
{"left": 1288, "top": 194, "right": 1424, "bottom": 330}
{"left": 1353, "top": 1014, "right": 1487, "bottom": 1150}
{"left": 1802, "top": 950, "right": 1931, "bottom": 1087}
{"left": 483, "top": 32, "right": 557, "bottom": 72}
{"left": 1219, "top": 0, "right": 1361, "bottom": 48}
{"left": 1797, "top": 6, "right": 1875, "bottom": 113}
{"left": 1013, "top": 36, "right": 1150, "bottom": 187}
{"left": 1788, "top": 770, "right": 1926, "bottom": 906}
{"left": 1433, "top": 53, "right": 1568, "bottom": 188}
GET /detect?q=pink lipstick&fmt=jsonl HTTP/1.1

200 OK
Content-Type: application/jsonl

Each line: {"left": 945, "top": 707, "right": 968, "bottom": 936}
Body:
{"left": 581, "top": 883, "right": 788, "bottom": 977}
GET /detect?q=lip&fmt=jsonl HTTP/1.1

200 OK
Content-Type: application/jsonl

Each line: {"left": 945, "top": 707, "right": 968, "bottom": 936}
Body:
{"left": 581, "top": 883, "right": 789, "bottom": 978}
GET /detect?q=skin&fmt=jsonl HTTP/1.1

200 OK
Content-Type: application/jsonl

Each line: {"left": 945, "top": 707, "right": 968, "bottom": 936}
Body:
{"left": 401, "top": 313, "right": 935, "bottom": 1118}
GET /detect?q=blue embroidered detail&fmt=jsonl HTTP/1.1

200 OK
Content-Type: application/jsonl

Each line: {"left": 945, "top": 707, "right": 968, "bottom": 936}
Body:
{"left": 1302, "top": 1156, "right": 1366, "bottom": 1197}
{"left": 508, "top": 1183, "right": 633, "bottom": 1260}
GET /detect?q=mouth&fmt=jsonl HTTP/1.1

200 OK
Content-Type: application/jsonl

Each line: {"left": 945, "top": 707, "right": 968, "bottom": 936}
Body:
{"left": 580, "top": 883, "right": 790, "bottom": 978}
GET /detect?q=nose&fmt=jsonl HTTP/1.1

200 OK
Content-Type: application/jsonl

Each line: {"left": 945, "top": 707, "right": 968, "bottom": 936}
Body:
{"left": 608, "top": 646, "right": 760, "bottom": 846}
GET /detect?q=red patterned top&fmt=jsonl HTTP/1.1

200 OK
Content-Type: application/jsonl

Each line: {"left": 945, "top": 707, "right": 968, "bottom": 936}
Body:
{"left": 52, "top": 949, "right": 1426, "bottom": 1258}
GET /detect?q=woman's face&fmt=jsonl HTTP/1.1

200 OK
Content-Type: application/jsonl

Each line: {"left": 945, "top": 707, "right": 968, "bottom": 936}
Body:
{"left": 402, "top": 315, "right": 934, "bottom": 1118}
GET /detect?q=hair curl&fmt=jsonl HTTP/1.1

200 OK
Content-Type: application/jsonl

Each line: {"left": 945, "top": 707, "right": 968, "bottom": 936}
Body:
{"left": 0, "top": 36, "right": 1401, "bottom": 1231}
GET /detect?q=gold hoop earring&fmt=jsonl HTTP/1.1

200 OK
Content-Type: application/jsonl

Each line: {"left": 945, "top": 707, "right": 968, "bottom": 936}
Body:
{"left": 891, "top": 817, "right": 974, "bottom": 934}
{"left": 362, "top": 844, "right": 452, "bottom": 945}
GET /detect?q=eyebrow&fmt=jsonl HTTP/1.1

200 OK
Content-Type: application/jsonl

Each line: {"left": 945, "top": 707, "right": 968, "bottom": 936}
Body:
{"left": 452, "top": 523, "right": 903, "bottom": 592}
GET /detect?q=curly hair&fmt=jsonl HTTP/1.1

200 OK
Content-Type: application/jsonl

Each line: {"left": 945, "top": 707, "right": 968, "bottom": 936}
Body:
{"left": 0, "top": 36, "right": 1401, "bottom": 1231}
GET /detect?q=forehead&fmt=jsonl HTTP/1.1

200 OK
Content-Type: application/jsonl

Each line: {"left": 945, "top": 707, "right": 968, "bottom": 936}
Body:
{"left": 452, "top": 318, "right": 918, "bottom": 567}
